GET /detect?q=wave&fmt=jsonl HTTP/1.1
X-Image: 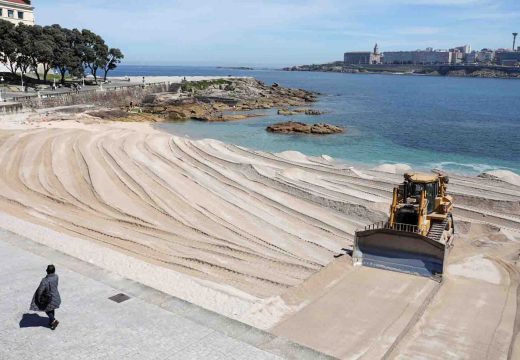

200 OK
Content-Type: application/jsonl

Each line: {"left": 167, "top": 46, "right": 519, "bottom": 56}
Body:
{"left": 425, "top": 161, "right": 518, "bottom": 176}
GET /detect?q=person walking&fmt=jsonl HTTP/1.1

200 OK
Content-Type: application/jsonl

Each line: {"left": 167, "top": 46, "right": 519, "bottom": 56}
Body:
{"left": 30, "top": 265, "right": 62, "bottom": 330}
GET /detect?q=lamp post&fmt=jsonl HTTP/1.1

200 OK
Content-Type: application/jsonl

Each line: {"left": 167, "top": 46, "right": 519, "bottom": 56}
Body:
{"left": 0, "top": 76, "right": 4, "bottom": 102}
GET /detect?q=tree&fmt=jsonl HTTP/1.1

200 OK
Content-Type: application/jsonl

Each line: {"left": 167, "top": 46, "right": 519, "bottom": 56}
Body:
{"left": 12, "top": 23, "right": 33, "bottom": 76}
{"left": 81, "top": 29, "right": 108, "bottom": 83}
{"left": 0, "top": 20, "right": 15, "bottom": 70}
{"left": 49, "top": 25, "right": 83, "bottom": 84}
{"left": 0, "top": 19, "right": 26, "bottom": 74}
{"left": 0, "top": 19, "right": 124, "bottom": 85}
{"left": 26, "top": 25, "right": 55, "bottom": 81}
{"left": 102, "top": 48, "right": 124, "bottom": 81}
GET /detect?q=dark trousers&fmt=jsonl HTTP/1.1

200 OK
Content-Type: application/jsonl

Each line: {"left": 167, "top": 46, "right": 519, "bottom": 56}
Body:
{"left": 46, "top": 310, "right": 55, "bottom": 324}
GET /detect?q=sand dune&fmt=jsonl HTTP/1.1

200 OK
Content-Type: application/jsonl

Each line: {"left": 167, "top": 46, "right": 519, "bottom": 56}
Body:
{"left": 0, "top": 121, "right": 519, "bottom": 334}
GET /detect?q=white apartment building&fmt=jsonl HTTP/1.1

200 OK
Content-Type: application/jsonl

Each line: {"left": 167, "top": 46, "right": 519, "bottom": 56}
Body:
{"left": 383, "top": 50, "right": 452, "bottom": 65}
{"left": 0, "top": 0, "right": 34, "bottom": 25}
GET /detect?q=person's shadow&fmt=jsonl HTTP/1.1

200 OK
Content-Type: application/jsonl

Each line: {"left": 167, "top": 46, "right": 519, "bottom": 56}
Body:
{"left": 19, "top": 313, "right": 50, "bottom": 328}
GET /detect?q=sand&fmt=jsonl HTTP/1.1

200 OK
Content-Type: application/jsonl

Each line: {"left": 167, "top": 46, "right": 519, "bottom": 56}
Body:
{"left": 481, "top": 169, "right": 520, "bottom": 187}
{"left": 0, "top": 108, "right": 519, "bottom": 357}
{"left": 372, "top": 163, "right": 412, "bottom": 174}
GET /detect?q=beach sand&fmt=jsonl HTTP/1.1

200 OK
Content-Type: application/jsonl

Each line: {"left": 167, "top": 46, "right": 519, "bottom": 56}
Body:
{"left": 0, "top": 108, "right": 519, "bottom": 358}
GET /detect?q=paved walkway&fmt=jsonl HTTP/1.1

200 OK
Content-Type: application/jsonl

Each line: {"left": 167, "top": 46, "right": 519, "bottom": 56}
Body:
{"left": 0, "top": 229, "right": 327, "bottom": 360}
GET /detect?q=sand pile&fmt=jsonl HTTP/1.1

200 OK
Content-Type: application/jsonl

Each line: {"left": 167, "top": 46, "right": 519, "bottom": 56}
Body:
{"left": 0, "top": 121, "right": 519, "bottom": 330}
{"left": 480, "top": 169, "right": 520, "bottom": 187}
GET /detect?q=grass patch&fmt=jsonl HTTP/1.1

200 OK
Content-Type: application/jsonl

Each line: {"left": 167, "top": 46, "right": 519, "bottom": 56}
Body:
{"left": 181, "top": 79, "right": 232, "bottom": 92}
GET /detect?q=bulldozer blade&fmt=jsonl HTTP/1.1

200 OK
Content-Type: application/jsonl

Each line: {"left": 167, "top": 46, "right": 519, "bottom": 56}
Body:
{"left": 353, "top": 228, "right": 447, "bottom": 279}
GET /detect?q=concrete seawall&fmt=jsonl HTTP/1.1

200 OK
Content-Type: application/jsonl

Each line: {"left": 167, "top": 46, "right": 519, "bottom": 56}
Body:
{"left": 0, "top": 102, "right": 23, "bottom": 114}
{"left": 18, "top": 83, "right": 173, "bottom": 109}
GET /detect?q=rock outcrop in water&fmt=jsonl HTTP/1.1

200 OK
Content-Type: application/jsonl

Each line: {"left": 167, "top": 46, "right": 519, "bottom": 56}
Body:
{"left": 277, "top": 108, "right": 325, "bottom": 116}
{"left": 266, "top": 121, "right": 344, "bottom": 135}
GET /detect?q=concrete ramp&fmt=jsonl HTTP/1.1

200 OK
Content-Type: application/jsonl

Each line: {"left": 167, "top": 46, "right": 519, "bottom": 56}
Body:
{"left": 272, "top": 261, "right": 437, "bottom": 359}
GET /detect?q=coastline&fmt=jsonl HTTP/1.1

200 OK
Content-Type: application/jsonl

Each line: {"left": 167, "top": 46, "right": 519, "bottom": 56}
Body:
{"left": 1, "top": 76, "right": 519, "bottom": 357}
{"left": 283, "top": 63, "right": 520, "bottom": 80}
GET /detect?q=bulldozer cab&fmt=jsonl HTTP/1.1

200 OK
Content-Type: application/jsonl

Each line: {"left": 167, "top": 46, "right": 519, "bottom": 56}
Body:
{"left": 353, "top": 172, "right": 454, "bottom": 280}
{"left": 402, "top": 173, "right": 441, "bottom": 214}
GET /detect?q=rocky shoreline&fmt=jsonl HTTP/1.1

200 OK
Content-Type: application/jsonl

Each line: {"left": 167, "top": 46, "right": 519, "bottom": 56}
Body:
{"left": 91, "top": 78, "right": 319, "bottom": 123}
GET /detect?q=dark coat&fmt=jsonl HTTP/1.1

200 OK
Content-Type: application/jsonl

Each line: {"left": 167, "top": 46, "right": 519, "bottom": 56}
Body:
{"left": 30, "top": 274, "right": 61, "bottom": 312}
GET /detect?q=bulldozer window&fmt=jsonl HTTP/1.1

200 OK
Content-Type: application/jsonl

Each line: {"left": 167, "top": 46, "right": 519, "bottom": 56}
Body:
{"left": 411, "top": 183, "right": 436, "bottom": 213}
{"left": 411, "top": 183, "right": 424, "bottom": 196}
{"left": 425, "top": 183, "right": 436, "bottom": 213}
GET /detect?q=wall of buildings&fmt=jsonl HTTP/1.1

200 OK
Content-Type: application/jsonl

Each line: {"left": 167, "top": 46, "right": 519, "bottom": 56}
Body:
{"left": 0, "top": 0, "right": 35, "bottom": 25}
{"left": 382, "top": 51, "right": 452, "bottom": 65}
{"left": 344, "top": 52, "right": 380, "bottom": 65}
{"left": 495, "top": 51, "right": 520, "bottom": 65}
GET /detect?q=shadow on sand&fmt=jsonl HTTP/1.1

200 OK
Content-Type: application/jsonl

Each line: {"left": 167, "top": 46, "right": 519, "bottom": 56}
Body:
{"left": 19, "top": 313, "right": 50, "bottom": 329}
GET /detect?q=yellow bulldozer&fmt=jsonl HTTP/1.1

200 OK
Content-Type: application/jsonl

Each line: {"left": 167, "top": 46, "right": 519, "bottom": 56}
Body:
{"left": 353, "top": 172, "right": 455, "bottom": 280}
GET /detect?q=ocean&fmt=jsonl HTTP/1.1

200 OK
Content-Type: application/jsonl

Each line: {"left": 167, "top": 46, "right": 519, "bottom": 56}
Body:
{"left": 111, "top": 65, "right": 520, "bottom": 175}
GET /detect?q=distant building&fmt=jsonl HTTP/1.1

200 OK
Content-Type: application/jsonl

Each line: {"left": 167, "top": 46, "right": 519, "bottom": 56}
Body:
{"left": 454, "top": 45, "right": 471, "bottom": 54}
{"left": 465, "top": 51, "right": 478, "bottom": 63}
{"left": 382, "top": 49, "right": 452, "bottom": 65}
{"left": 450, "top": 49, "right": 464, "bottom": 64}
{"left": 344, "top": 44, "right": 381, "bottom": 65}
{"left": 382, "top": 51, "right": 414, "bottom": 64}
{"left": 495, "top": 51, "right": 520, "bottom": 66}
{"left": 477, "top": 49, "right": 495, "bottom": 63}
{"left": 0, "top": 0, "right": 34, "bottom": 25}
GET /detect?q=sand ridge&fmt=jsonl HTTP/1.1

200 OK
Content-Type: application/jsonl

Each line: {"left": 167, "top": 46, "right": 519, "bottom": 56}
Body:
{"left": 0, "top": 116, "right": 519, "bottom": 337}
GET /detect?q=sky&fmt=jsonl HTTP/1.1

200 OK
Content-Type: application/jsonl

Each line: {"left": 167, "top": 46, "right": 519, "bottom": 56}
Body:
{"left": 35, "top": 0, "right": 520, "bottom": 67}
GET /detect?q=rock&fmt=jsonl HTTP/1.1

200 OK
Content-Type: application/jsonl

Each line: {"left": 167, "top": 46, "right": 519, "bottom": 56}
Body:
{"left": 140, "top": 78, "right": 318, "bottom": 123}
{"left": 303, "top": 109, "right": 324, "bottom": 115}
{"left": 266, "top": 121, "right": 344, "bottom": 135}
{"left": 278, "top": 109, "right": 299, "bottom": 116}
{"left": 277, "top": 108, "right": 325, "bottom": 116}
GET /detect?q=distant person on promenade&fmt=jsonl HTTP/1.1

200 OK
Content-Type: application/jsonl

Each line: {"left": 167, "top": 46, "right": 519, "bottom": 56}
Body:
{"left": 30, "top": 265, "right": 62, "bottom": 330}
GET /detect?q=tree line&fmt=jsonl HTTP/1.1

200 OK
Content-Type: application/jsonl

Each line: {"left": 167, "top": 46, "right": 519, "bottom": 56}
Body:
{"left": 0, "top": 19, "right": 124, "bottom": 84}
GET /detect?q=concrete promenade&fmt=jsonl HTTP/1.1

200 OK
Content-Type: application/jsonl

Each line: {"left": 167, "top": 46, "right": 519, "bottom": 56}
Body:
{"left": 0, "top": 229, "right": 328, "bottom": 360}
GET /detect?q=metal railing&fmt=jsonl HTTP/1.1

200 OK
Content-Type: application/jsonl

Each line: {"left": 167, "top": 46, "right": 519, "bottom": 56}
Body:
{"left": 7, "top": 81, "right": 170, "bottom": 102}
{"left": 364, "top": 221, "right": 424, "bottom": 234}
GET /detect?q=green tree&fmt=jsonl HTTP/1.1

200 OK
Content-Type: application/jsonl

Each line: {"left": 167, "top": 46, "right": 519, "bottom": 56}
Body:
{"left": 0, "top": 19, "right": 124, "bottom": 85}
{"left": 81, "top": 29, "right": 108, "bottom": 83}
{"left": 49, "top": 25, "right": 83, "bottom": 83}
{"left": 102, "top": 48, "right": 124, "bottom": 81}
{"left": 13, "top": 23, "right": 33, "bottom": 76}
{"left": 28, "top": 26, "right": 56, "bottom": 81}
{"left": 0, "top": 20, "right": 15, "bottom": 71}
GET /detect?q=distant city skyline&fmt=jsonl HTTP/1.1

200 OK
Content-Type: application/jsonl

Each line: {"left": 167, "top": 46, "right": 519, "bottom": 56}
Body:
{"left": 35, "top": 0, "right": 520, "bottom": 66}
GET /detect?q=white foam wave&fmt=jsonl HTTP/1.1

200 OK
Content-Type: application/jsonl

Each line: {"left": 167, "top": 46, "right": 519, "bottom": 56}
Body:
{"left": 426, "top": 161, "right": 518, "bottom": 176}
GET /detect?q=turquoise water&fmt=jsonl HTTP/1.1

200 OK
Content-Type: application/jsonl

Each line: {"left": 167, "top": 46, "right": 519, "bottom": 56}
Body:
{"left": 113, "top": 66, "right": 520, "bottom": 175}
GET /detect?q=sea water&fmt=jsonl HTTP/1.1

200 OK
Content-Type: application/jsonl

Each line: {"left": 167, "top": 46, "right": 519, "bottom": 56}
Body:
{"left": 112, "top": 65, "right": 520, "bottom": 175}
